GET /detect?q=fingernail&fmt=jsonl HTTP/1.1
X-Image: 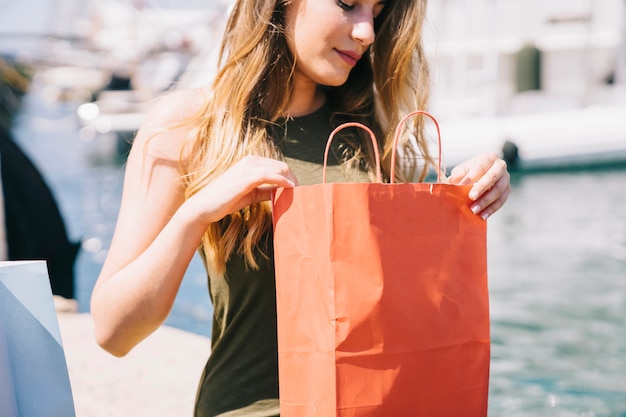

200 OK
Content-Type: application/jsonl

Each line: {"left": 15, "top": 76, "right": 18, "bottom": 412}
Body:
{"left": 481, "top": 212, "right": 490, "bottom": 220}
{"left": 469, "top": 190, "right": 478, "bottom": 200}
{"left": 471, "top": 204, "right": 481, "bottom": 214}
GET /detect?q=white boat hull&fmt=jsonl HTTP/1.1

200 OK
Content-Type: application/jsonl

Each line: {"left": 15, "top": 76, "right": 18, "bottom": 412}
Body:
{"left": 440, "top": 104, "right": 626, "bottom": 171}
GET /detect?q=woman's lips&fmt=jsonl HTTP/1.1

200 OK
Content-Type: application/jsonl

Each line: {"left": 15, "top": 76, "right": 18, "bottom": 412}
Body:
{"left": 336, "top": 49, "right": 361, "bottom": 67}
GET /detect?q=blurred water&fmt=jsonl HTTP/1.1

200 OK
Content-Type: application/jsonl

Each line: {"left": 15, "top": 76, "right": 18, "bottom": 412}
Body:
{"left": 487, "top": 169, "right": 626, "bottom": 416}
{"left": 9, "top": 83, "right": 626, "bottom": 415}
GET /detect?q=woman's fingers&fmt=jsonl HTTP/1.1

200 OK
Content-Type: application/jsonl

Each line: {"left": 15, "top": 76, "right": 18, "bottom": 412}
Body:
{"left": 191, "top": 156, "right": 297, "bottom": 224}
{"left": 231, "top": 156, "right": 297, "bottom": 199}
{"left": 449, "top": 152, "right": 511, "bottom": 219}
{"left": 469, "top": 168, "right": 511, "bottom": 219}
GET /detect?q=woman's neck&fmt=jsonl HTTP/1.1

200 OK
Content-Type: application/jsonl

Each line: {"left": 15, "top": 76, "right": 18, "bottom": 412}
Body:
{"left": 285, "top": 81, "right": 326, "bottom": 118}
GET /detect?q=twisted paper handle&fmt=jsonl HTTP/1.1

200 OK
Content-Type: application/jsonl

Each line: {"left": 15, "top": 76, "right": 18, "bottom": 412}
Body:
{"left": 390, "top": 110, "right": 442, "bottom": 184}
{"left": 323, "top": 111, "right": 442, "bottom": 184}
{"left": 323, "top": 122, "right": 382, "bottom": 184}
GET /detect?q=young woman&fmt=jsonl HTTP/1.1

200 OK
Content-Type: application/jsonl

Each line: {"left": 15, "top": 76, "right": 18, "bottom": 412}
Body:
{"left": 91, "top": 0, "right": 511, "bottom": 415}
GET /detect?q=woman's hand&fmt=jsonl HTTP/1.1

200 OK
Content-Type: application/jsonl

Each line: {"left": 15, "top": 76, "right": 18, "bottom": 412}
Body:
{"left": 447, "top": 152, "right": 511, "bottom": 219}
{"left": 185, "top": 155, "right": 298, "bottom": 226}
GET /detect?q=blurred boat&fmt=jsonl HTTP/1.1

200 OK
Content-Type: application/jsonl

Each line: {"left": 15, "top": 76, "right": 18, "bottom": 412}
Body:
{"left": 426, "top": 0, "right": 626, "bottom": 171}
{"left": 440, "top": 103, "right": 626, "bottom": 171}
{"left": 9, "top": 0, "right": 223, "bottom": 105}
{"left": 73, "top": 1, "right": 228, "bottom": 158}
{"left": 35, "top": 66, "right": 111, "bottom": 102}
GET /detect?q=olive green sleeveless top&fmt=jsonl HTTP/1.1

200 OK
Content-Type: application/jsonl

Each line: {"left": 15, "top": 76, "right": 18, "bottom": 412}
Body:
{"left": 194, "top": 104, "right": 369, "bottom": 417}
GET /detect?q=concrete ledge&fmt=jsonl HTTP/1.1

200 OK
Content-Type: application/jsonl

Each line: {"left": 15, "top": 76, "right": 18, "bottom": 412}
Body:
{"left": 57, "top": 311, "right": 211, "bottom": 417}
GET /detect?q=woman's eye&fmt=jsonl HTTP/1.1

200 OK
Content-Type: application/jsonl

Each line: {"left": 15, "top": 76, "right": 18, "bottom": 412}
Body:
{"left": 336, "top": 0, "right": 355, "bottom": 11}
{"left": 374, "top": 3, "right": 386, "bottom": 18}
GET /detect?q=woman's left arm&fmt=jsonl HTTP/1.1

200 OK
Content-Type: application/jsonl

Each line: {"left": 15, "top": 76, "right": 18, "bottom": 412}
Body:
{"left": 447, "top": 152, "right": 511, "bottom": 219}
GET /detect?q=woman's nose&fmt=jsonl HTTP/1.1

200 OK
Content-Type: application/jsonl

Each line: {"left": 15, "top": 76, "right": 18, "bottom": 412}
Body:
{"left": 351, "top": 12, "right": 376, "bottom": 46}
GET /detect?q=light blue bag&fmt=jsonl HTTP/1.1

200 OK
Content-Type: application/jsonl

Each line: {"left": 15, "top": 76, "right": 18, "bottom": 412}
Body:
{"left": 0, "top": 261, "right": 76, "bottom": 417}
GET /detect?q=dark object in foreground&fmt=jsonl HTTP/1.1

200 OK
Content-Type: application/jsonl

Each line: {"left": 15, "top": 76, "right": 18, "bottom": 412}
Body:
{"left": 1, "top": 127, "right": 80, "bottom": 299}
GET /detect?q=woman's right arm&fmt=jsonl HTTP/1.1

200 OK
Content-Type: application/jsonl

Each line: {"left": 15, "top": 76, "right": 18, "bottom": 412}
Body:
{"left": 90, "top": 90, "right": 295, "bottom": 357}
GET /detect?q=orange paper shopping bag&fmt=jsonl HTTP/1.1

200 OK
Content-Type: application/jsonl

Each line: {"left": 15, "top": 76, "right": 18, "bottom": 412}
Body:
{"left": 272, "top": 111, "right": 490, "bottom": 417}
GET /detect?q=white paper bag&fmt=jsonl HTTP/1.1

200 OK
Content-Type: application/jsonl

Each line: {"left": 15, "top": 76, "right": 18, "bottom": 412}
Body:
{"left": 0, "top": 260, "right": 75, "bottom": 417}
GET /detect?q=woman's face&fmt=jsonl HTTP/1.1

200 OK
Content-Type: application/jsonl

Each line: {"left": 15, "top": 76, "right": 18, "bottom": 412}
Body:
{"left": 284, "top": 0, "right": 387, "bottom": 88}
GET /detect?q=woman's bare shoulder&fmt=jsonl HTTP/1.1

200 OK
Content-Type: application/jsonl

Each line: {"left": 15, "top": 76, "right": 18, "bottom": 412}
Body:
{"left": 131, "top": 88, "right": 211, "bottom": 159}
{"left": 147, "top": 88, "right": 210, "bottom": 123}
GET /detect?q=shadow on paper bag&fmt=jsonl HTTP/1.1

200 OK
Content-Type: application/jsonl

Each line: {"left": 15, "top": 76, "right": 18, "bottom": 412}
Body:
{"left": 0, "top": 261, "right": 76, "bottom": 417}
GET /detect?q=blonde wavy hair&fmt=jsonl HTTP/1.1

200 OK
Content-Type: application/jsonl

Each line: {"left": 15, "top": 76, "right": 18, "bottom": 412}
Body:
{"left": 181, "top": 0, "right": 433, "bottom": 278}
